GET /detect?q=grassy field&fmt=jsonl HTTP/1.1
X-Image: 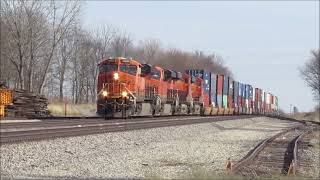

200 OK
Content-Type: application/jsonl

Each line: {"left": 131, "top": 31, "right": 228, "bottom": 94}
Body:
{"left": 292, "top": 110, "right": 320, "bottom": 123}
{"left": 48, "top": 103, "right": 97, "bottom": 116}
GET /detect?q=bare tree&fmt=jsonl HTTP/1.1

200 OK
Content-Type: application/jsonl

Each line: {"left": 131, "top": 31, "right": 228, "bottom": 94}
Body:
{"left": 2, "top": 0, "right": 31, "bottom": 89}
{"left": 1, "top": 0, "right": 81, "bottom": 94}
{"left": 37, "top": 0, "right": 81, "bottom": 93}
{"left": 140, "top": 38, "right": 161, "bottom": 64}
{"left": 54, "top": 31, "right": 75, "bottom": 101}
{"left": 300, "top": 49, "right": 320, "bottom": 101}
{"left": 90, "top": 25, "right": 115, "bottom": 102}
{"left": 111, "top": 31, "right": 133, "bottom": 57}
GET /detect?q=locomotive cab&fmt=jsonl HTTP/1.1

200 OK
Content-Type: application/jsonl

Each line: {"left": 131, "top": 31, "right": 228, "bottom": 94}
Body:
{"left": 97, "top": 57, "right": 143, "bottom": 117}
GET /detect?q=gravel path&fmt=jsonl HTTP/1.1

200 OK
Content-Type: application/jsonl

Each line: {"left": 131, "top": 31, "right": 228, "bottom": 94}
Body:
{"left": 0, "top": 117, "right": 297, "bottom": 179}
{"left": 299, "top": 129, "right": 320, "bottom": 179}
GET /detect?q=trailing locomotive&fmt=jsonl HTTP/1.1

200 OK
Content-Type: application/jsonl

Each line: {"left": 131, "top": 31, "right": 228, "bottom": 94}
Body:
{"left": 97, "top": 57, "right": 278, "bottom": 118}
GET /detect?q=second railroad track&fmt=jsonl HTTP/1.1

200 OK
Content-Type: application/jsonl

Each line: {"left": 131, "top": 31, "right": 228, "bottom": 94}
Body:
{"left": 231, "top": 125, "right": 310, "bottom": 178}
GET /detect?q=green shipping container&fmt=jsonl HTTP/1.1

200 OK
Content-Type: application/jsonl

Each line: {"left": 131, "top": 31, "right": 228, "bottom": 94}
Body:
{"left": 223, "top": 95, "right": 228, "bottom": 108}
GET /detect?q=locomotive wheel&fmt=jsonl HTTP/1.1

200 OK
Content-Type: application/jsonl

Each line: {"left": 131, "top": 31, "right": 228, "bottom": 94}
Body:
{"left": 152, "top": 96, "right": 161, "bottom": 116}
{"left": 132, "top": 102, "right": 152, "bottom": 117}
{"left": 172, "top": 95, "right": 180, "bottom": 115}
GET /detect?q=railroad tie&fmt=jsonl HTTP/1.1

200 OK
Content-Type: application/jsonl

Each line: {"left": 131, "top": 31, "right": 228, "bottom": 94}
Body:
{"left": 287, "top": 161, "right": 296, "bottom": 176}
{"left": 225, "top": 158, "right": 232, "bottom": 173}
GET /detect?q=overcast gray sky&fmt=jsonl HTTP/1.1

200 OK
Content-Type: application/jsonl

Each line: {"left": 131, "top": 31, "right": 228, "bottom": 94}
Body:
{"left": 82, "top": 1, "right": 319, "bottom": 112}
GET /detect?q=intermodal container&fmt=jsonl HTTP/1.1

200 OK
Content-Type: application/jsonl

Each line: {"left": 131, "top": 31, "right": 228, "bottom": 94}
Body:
{"left": 252, "top": 88, "right": 255, "bottom": 106}
{"left": 228, "top": 78, "right": 233, "bottom": 108}
{"left": 266, "top": 93, "right": 270, "bottom": 104}
{"left": 245, "top": 84, "right": 250, "bottom": 99}
{"left": 223, "top": 95, "right": 228, "bottom": 108}
{"left": 210, "top": 74, "right": 217, "bottom": 106}
{"left": 249, "top": 85, "right": 253, "bottom": 109}
{"left": 223, "top": 76, "right": 229, "bottom": 95}
{"left": 263, "top": 91, "right": 266, "bottom": 112}
{"left": 238, "top": 83, "right": 242, "bottom": 98}
{"left": 217, "top": 75, "right": 224, "bottom": 95}
{"left": 185, "top": 69, "right": 210, "bottom": 106}
{"left": 241, "top": 84, "right": 246, "bottom": 106}
{"left": 202, "top": 71, "right": 210, "bottom": 107}
{"left": 228, "top": 78, "right": 233, "bottom": 96}
{"left": 238, "top": 83, "right": 242, "bottom": 107}
{"left": 217, "top": 94, "right": 223, "bottom": 108}
{"left": 233, "top": 81, "right": 239, "bottom": 107}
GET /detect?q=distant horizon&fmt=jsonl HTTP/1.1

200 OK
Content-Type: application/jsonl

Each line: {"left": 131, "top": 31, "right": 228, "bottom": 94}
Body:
{"left": 82, "top": 1, "right": 319, "bottom": 112}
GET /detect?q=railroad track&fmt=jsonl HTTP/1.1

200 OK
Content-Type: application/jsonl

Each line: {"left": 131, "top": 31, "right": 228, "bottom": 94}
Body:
{"left": 1, "top": 115, "right": 254, "bottom": 144}
{"left": 231, "top": 125, "right": 310, "bottom": 178}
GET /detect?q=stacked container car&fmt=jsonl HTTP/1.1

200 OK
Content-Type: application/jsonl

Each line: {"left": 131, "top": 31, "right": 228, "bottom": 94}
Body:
{"left": 223, "top": 76, "right": 229, "bottom": 115}
{"left": 217, "top": 75, "right": 224, "bottom": 115}
{"left": 242, "top": 83, "right": 245, "bottom": 114}
{"left": 244, "top": 84, "right": 248, "bottom": 114}
{"left": 262, "top": 90, "right": 265, "bottom": 114}
{"left": 238, "top": 83, "right": 243, "bottom": 114}
{"left": 228, "top": 78, "right": 234, "bottom": 115}
{"left": 246, "top": 85, "right": 249, "bottom": 114}
{"left": 243, "top": 84, "right": 247, "bottom": 114}
{"left": 186, "top": 70, "right": 211, "bottom": 114}
{"left": 270, "top": 94, "right": 275, "bottom": 115}
{"left": 210, "top": 74, "right": 218, "bottom": 115}
{"left": 233, "top": 81, "right": 239, "bottom": 114}
{"left": 254, "top": 88, "right": 258, "bottom": 114}
{"left": 252, "top": 87, "right": 256, "bottom": 114}
{"left": 243, "top": 84, "right": 248, "bottom": 114}
{"left": 203, "top": 71, "right": 211, "bottom": 114}
{"left": 259, "top": 89, "right": 262, "bottom": 114}
{"left": 276, "top": 96, "right": 279, "bottom": 114}
{"left": 266, "top": 93, "right": 271, "bottom": 114}
{"left": 265, "top": 92, "right": 269, "bottom": 114}
{"left": 249, "top": 85, "right": 253, "bottom": 114}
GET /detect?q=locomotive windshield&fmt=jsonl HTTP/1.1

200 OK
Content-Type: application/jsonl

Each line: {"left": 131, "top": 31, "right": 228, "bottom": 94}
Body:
{"left": 151, "top": 69, "right": 161, "bottom": 79}
{"left": 99, "top": 64, "right": 118, "bottom": 73}
{"left": 120, "top": 64, "right": 137, "bottom": 75}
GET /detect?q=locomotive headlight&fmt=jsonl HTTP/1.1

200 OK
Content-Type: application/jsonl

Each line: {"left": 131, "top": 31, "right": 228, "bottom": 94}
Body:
{"left": 102, "top": 90, "right": 108, "bottom": 97}
{"left": 121, "top": 91, "right": 128, "bottom": 97}
{"left": 113, "top": 72, "right": 119, "bottom": 80}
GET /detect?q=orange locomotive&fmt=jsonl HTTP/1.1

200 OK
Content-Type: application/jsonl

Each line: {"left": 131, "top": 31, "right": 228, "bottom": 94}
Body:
{"left": 97, "top": 57, "right": 205, "bottom": 118}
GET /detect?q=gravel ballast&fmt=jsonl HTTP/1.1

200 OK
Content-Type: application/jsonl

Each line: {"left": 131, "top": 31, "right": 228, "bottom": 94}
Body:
{"left": 299, "top": 129, "right": 320, "bottom": 179}
{"left": 0, "top": 117, "right": 298, "bottom": 179}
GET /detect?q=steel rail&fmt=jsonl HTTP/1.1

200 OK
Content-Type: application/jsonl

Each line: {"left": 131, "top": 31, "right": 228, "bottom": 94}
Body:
{"left": 1, "top": 115, "right": 254, "bottom": 145}
{"left": 231, "top": 125, "right": 303, "bottom": 173}
{"left": 0, "top": 115, "right": 255, "bottom": 129}
{"left": 291, "top": 130, "right": 310, "bottom": 175}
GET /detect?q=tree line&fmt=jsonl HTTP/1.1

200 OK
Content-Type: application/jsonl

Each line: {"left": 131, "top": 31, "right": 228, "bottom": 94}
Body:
{"left": 0, "top": 0, "right": 232, "bottom": 103}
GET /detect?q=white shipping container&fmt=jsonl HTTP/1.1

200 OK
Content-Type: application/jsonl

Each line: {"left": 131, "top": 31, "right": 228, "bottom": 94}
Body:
{"left": 262, "top": 91, "right": 265, "bottom": 102}
{"left": 252, "top": 88, "right": 255, "bottom": 102}
{"left": 266, "top": 93, "right": 271, "bottom": 104}
{"left": 245, "top": 99, "right": 249, "bottom": 108}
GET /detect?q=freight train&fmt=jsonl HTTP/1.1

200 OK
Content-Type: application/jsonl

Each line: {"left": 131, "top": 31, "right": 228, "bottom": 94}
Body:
{"left": 97, "top": 57, "right": 279, "bottom": 118}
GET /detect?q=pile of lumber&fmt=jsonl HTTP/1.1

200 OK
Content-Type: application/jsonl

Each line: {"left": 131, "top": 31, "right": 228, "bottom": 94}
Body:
{"left": 6, "top": 90, "right": 51, "bottom": 118}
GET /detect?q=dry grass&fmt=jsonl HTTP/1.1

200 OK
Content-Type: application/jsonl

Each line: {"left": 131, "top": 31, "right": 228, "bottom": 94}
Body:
{"left": 48, "top": 103, "right": 96, "bottom": 116}
{"left": 145, "top": 166, "right": 311, "bottom": 180}
{"left": 292, "top": 110, "right": 320, "bottom": 123}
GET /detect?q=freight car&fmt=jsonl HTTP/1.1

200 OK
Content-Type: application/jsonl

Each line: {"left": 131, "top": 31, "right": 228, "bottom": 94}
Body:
{"left": 97, "top": 57, "right": 278, "bottom": 118}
